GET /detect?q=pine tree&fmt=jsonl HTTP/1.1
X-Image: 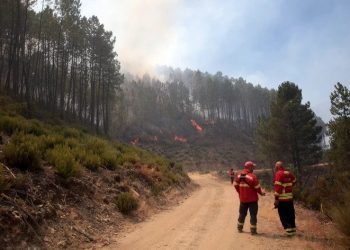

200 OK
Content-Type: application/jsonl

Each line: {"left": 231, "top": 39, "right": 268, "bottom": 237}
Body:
{"left": 328, "top": 82, "right": 350, "bottom": 170}
{"left": 256, "top": 81, "right": 323, "bottom": 178}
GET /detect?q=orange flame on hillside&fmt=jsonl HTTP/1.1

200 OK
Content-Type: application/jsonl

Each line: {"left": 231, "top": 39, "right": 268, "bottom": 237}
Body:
{"left": 191, "top": 119, "right": 203, "bottom": 133}
{"left": 174, "top": 135, "right": 187, "bottom": 143}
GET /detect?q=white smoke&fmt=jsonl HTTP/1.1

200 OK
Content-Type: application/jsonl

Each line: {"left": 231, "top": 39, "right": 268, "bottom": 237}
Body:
{"left": 81, "top": 0, "right": 181, "bottom": 76}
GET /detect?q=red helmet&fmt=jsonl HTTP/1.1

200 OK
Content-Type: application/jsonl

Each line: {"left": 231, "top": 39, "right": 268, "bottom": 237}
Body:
{"left": 244, "top": 161, "right": 256, "bottom": 169}
{"left": 275, "top": 161, "right": 283, "bottom": 169}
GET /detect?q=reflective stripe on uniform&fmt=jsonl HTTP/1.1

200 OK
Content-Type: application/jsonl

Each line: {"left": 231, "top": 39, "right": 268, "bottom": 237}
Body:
{"left": 274, "top": 192, "right": 280, "bottom": 196}
{"left": 239, "top": 183, "right": 250, "bottom": 187}
{"left": 274, "top": 181, "right": 282, "bottom": 185}
{"left": 250, "top": 225, "right": 257, "bottom": 228}
{"left": 245, "top": 175, "right": 253, "bottom": 180}
{"left": 279, "top": 193, "right": 293, "bottom": 200}
{"left": 282, "top": 182, "right": 293, "bottom": 187}
{"left": 237, "top": 222, "right": 244, "bottom": 226}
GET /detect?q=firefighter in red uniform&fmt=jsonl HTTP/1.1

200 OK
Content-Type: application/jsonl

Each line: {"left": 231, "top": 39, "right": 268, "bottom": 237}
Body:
{"left": 228, "top": 168, "right": 235, "bottom": 184}
{"left": 274, "top": 161, "right": 297, "bottom": 236}
{"left": 234, "top": 161, "right": 265, "bottom": 235}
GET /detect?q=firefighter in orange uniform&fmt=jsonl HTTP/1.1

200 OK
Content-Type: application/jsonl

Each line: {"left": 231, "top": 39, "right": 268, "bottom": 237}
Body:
{"left": 274, "top": 161, "right": 297, "bottom": 236}
{"left": 234, "top": 161, "right": 265, "bottom": 235}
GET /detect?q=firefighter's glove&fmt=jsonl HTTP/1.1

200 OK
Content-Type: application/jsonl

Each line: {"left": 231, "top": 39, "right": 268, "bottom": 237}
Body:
{"left": 274, "top": 200, "right": 279, "bottom": 209}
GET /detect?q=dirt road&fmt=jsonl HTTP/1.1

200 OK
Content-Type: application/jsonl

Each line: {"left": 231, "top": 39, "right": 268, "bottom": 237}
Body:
{"left": 105, "top": 173, "right": 340, "bottom": 250}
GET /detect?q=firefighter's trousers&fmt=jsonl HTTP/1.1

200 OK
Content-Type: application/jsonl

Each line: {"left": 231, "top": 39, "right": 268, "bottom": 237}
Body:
{"left": 277, "top": 201, "right": 296, "bottom": 234}
{"left": 238, "top": 201, "right": 258, "bottom": 226}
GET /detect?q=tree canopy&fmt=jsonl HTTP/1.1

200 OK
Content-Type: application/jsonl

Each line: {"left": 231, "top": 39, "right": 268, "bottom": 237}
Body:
{"left": 256, "top": 81, "right": 323, "bottom": 177}
{"left": 328, "top": 82, "right": 350, "bottom": 169}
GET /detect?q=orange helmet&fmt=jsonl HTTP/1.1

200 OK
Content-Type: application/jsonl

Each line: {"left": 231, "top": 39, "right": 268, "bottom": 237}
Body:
{"left": 244, "top": 161, "right": 256, "bottom": 169}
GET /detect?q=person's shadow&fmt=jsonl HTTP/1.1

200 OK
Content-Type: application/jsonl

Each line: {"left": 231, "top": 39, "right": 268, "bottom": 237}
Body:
{"left": 241, "top": 231, "right": 335, "bottom": 246}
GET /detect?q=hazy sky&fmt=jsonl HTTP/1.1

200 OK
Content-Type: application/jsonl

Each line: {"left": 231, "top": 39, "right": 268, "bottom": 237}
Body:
{"left": 79, "top": 0, "right": 350, "bottom": 122}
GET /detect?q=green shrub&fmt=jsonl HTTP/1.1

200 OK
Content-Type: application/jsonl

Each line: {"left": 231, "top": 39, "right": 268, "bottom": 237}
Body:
{"left": 47, "top": 145, "right": 79, "bottom": 179}
{"left": 83, "top": 153, "right": 101, "bottom": 171}
{"left": 0, "top": 116, "right": 46, "bottom": 136}
{"left": 101, "top": 150, "right": 118, "bottom": 170}
{"left": 331, "top": 190, "right": 350, "bottom": 246}
{"left": 64, "top": 138, "right": 80, "bottom": 149}
{"left": 0, "top": 116, "right": 26, "bottom": 135}
{"left": 116, "top": 192, "right": 138, "bottom": 214}
{"left": 62, "top": 127, "right": 82, "bottom": 138}
{"left": 121, "top": 151, "right": 140, "bottom": 165}
{"left": 85, "top": 137, "right": 108, "bottom": 154}
{"left": 151, "top": 183, "right": 164, "bottom": 196}
{"left": 40, "top": 134, "right": 65, "bottom": 150}
{"left": 3, "top": 134, "right": 41, "bottom": 171}
{"left": 26, "top": 119, "right": 46, "bottom": 136}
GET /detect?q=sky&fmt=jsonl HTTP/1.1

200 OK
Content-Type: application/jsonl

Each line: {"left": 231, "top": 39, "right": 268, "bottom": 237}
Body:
{"left": 78, "top": 0, "right": 350, "bottom": 122}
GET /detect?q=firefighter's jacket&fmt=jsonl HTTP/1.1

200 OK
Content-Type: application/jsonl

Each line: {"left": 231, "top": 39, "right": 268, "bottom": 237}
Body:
{"left": 234, "top": 169, "right": 263, "bottom": 203}
{"left": 274, "top": 168, "right": 296, "bottom": 202}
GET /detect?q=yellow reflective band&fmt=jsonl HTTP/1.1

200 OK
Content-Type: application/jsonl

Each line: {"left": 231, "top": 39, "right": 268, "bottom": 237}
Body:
{"left": 279, "top": 193, "right": 293, "bottom": 200}
{"left": 274, "top": 181, "right": 282, "bottom": 185}
{"left": 250, "top": 225, "right": 257, "bottom": 228}
{"left": 284, "top": 171, "right": 290, "bottom": 174}
{"left": 239, "top": 183, "right": 250, "bottom": 187}
{"left": 280, "top": 193, "right": 293, "bottom": 197}
{"left": 237, "top": 222, "right": 244, "bottom": 226}
{"left": 254, "top": 184, "right": 261, "bottom": 189}
{"left": 282, "top": 183, "right": 293, "bottom": 187}
{"left": 274, "top": 192, "right": 280, "bottom": 196}
{"left": 285, "top": 231, "right": 295, "bottom": 236}
{"left": 286, "top": 228, "right": 294, "bottom": 232}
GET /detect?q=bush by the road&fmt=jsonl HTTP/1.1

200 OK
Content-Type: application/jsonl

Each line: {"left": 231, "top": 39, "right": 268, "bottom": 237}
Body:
{"left": 116, "top": 192, "right": 139, "bottom": 214}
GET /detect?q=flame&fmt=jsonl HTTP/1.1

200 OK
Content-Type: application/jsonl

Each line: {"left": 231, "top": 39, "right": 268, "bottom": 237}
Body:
{"left": 191, "top": 119, "right": 203, "bottom": 133}
{"left": 174, "top": 135, "right": 187, "bottom": 143}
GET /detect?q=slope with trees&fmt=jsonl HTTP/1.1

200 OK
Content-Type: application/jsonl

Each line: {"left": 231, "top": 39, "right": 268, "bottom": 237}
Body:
{"left": 0, "top": 95, "right": 190, "bottom": 248}
{"left": 0, "top": 0, "right": 122, "bottom": 134}
{"left": 117, "top": 69, "right": 276, "bottom": 170}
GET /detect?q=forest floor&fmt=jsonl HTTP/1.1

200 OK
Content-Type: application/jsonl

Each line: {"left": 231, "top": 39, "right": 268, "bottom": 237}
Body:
{"left": 101, "top": 173, "right": 345, "bottom": 250}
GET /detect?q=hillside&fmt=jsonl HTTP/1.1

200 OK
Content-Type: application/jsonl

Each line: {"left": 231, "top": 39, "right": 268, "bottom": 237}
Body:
{"left": 0, "top": 95, "right": 192, "bottom": 249}
{"left": 128, "top": 119, "right": 256, "bottom": 171}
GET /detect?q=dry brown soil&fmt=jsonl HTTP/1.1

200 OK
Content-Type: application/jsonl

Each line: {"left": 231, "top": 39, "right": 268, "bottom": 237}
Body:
{"left": 102, "top": 173, "right": 343, "bottom": 250}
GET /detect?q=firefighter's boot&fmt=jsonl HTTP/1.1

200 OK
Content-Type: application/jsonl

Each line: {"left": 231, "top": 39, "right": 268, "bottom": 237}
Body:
{"left": 285, "top": 228, "right": 295, "bottom": 237}
{"left": 250, "top": 225, "right": 257, "bottom": 235}
{"left": 237, "top": 223, "right": 243, "bottom": 233}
